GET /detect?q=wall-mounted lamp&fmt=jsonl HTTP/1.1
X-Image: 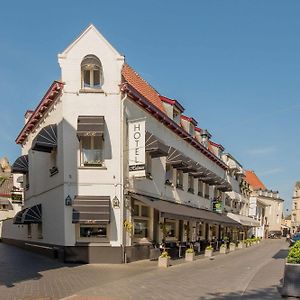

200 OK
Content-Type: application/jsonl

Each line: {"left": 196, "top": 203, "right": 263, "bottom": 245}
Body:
{"left": 113, "top": 196, "right": 120, "bottom": 208}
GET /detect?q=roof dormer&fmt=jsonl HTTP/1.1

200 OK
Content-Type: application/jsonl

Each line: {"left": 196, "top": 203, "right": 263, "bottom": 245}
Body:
{"left": 180, "top": 115, "right": 197, "bottom": 137}
{"left": 160, "top": 95, "right": 184, "bottom": 125}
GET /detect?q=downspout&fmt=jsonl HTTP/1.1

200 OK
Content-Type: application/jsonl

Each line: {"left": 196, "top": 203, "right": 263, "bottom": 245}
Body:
{"left": 120, "top": 91, "right": 128, "bottom": 263}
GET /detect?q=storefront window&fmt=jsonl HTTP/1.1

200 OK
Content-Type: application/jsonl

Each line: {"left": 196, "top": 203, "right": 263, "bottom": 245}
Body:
{"left": 165, "top": 221, "right": 177, "bottom": 239}
{"left": 133, "top": 201, "right": 151, "bottom": 239}
{"left": 134, "top": 219, "right": 149, "bottom": 238}
{"left": 79, "top": 225, "right": 107, "bottom": 238}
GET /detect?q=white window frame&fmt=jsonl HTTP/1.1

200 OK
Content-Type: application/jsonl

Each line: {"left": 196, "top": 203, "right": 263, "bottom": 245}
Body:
{"left": 79, "top": 136, "right": 104, "bottom": 167}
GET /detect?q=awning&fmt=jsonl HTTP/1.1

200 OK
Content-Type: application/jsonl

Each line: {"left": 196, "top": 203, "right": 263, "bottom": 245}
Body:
{"left": 77, "top": 116, "right": 105, "bottom": 138}
{"left": 145, "top": 132, "right": 169, "bottom": 158}
{"left": 0, "top": 198, "right": 12, "bottom": 208}
{"left": 182, "top": 159, "right": 198, "bottom": 173}
{"left": 131, "top": 193, "right": 241, "bottom": 227}
{"left": 227, "top": 212, "right": 260, "bottom": 227}
{"left": 32, "top": 124, "right": 57, "bottom": 153}
{"left": 13, "top": 204, "right": 42, "bottom": 224}
{"left": 12, "top": 155, "right": 28, "bottom": 174}
{"left": 72, "top": 196, "right": 110, "bottom": 224}
{"left": 166, "top": 147, "right": 189, "bottom": 169}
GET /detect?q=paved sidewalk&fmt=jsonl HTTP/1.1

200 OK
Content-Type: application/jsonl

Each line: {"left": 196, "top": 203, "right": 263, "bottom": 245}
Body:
{"left": 0, "top": 239, "right": 290, "bottom": 300}
{"left": 64, "top": 239, "right": 289, "bottom": 300}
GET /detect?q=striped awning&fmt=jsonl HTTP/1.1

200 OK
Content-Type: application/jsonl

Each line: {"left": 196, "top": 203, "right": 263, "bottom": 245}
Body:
{"left": 72, "top": 196, "right": 110, "bottom": 224}
{"left": 12, "top": 155, "right": 28, "bottom": 174}
{"left": 166, "top": 147, "right": 189, "bottom": 169}
{"left": 13, "top": 204, "right": 42, "bottom": 224}
{"left": 77, "top": 116, "right": 105, "bottom": 137}
{"left": 32, "top": 124, "right": 57, "bottom": 153}
{"left": 145, "top": 132, "right": 168, "bottom": 158}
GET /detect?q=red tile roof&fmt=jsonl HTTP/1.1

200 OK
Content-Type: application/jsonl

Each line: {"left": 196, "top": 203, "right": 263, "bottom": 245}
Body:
{"left": 121, "top": 64, "right": 166, "bottom": 113}
{"left": 0, "top": 176, "right": 13, "bottom": 197}
{"left": 245, "top": 170, "right": 266, "bottom": 190}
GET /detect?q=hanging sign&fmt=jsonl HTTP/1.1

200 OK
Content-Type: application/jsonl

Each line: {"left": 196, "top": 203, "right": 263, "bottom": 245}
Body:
{"left": 128, "top": 119, "right": 145, "bottom": 177}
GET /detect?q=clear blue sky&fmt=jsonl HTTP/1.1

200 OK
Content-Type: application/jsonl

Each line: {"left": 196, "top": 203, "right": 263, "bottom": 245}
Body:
{"left": 0, "top": 1, "right": 299, "bottom": 213}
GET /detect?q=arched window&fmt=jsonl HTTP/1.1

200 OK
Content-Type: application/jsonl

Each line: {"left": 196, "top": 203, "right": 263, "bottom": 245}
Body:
{"left": 81, "top": 55, "right": 103, "bottom": 89}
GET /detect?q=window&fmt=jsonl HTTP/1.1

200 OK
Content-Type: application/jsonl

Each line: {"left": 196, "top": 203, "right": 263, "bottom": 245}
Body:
{"left": 165, "top": 220, "right": 177, "bottom": 239}
{"left": 188, "top": 174, "right": 194, "bottom": 193}
{"left": 133, "top": 201, "right": 151, "bottom": 239}
{"left": 38, "top": 223, "right": 43, "bottom": 239}
{"left": 204, "top": 183, "right": 209, "bottom": 199}
{"left": 49, "top": 149, "right": 58, "bottom": 176}
{"left": 198, "top": 180, "right": 203, "bottom": 196}
{"left": 80, "top": 136, "right": 103, "bottom": 166}
{"left": 80, "top": 224, "right": 107, "bottom": 238}
{"left": 173, "top": 109, "right": 180, "bottom": 124}
{"left": 189, "top": 124, "right": 195, "bottom": 137}
{"left": 27, "top": 224, "right": 32, "bottom": 238}
{"left": 165, "top": 164, "right": 173, "bottom": 185}
{"left": 176, "top": 170, "right": 184, "bottom": 189}
{"left": 145, "top": 152, "right": 152, "bottom": 178}
{"left": 81, "top": 55, "right": 103, "bottom": 89}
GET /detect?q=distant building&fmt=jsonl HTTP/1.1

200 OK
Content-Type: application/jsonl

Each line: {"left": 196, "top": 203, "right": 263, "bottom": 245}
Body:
{"left": 0, "top": 157, "right": 22, "bottom": 239}
{"left": 291, "top": 182, "right": 300, "bottom": 234}
{"left": 246, "top": 170, "right": 284, "bottom": 238}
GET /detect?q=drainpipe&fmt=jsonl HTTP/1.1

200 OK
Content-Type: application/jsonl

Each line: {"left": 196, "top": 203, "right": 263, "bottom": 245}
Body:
{"left": 120, "top": 91, "right": 128, "bottom": 263}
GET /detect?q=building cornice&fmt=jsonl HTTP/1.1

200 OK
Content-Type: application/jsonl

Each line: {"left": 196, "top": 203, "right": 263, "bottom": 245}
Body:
{"left": 121, "top": 82, "right": 228, "bottom": 170}
{"left": 16, "top": 81, "right": 64, "bottom": 145}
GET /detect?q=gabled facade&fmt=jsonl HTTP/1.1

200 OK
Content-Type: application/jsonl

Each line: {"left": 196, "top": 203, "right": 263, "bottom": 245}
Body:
{"left": 3, "top": 25, "right": 250, "bottom": 263}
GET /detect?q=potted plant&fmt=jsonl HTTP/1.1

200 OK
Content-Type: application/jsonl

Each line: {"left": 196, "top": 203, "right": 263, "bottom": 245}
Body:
{"left": 229, "top": 242, "right": 236, "bottom": 252}
{"left": 185, "top": 246, "right": 195, "bottom": 262}
{"left": 158, "top": 250, "right": 170, "bottom": 268}
{"left": 282, "top": 240, "right": 300, "bottom": 297}
{"left": 238, "top": 240, "right": 245, "bottom": 249}
{"left": 219, "top": 243, "right": 229, "bottom": 254}
{"left": 205, "top": 245, "right": 213, "bottom": 258}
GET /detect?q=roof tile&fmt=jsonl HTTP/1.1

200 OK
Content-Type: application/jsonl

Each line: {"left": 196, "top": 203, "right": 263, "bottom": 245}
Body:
{"left": 245, "top": 170, "right": 266, "bottom": 190}
{"left": 122, "top": 64, "right": 166, "bottom": 113}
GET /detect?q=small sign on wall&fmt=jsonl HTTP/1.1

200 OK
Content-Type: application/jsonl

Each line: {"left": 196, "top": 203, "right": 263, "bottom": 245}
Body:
{"left": 128, "top": 119, "right": 145, "bottom": 178}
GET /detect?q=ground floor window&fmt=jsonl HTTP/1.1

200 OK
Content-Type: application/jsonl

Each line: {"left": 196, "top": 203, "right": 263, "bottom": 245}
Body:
{"left": 133, "top": 201, "right": 151, "bottom": 239}
{"left": 164, "top": 220, "right": 178, "bottom": 240}
{"left": 79, "top": 224, "right": 107, "bottom": 239}
{"left": 133, "top": 219, "right": 149, "bottom": 238}
{"left": 38, "top": 223, "right": 43, "bottom": 239}
{"left": 27, "top": 224, "right": 32, "bottom": 238}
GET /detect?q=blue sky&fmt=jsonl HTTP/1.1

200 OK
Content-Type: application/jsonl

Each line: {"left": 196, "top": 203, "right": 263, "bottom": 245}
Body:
{"left": 0, "top": 1, "right": 299, "bottom": 213}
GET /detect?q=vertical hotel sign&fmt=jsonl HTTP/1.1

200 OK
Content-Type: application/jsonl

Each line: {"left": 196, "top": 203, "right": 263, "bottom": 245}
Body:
{"left": 128, "top": 119, "right": 145, "bottom": 177}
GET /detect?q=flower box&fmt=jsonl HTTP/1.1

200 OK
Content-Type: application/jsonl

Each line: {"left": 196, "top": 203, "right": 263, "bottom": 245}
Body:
{"left": 185, "top": 252, "right": 195, "bottom": 262}
{"left": 282, "top": 263, "right": 300, "bottom": 297}
{"left": 229, "top": 244, "right": 236, "bottom": 252}
{"left": 205, "top": 249, "right": 213, "bottom": 258}
{"left": 158, "top": 256, "right": 170, "bottom": 268}
{"left": 238, "top": 242, "right": 245, "bottom": 249}
{"left": 219, "top": 246, "right": 229, "bottom": 254}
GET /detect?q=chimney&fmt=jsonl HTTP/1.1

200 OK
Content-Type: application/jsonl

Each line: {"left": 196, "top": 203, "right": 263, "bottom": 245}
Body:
{"left": 200, "top": 129, "right": 211, "bottom": 148}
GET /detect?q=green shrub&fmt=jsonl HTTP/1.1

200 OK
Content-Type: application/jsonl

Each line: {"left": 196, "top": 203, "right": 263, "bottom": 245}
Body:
{"left": 287, "top": 241, "right": 300, "bottom": 264}
{"left": 206, "top": 245, "right": 213, "bottom": 251}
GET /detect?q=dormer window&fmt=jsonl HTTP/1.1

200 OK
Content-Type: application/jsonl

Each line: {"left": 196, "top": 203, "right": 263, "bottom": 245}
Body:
{"left": 189, "top": 124, "right": 195, "bottom": 137}
{"left": 81, "top": 55, "right": 103, "bottom": 89}
{"left": 173, "top": 109, "right": 180, "bottom": 124}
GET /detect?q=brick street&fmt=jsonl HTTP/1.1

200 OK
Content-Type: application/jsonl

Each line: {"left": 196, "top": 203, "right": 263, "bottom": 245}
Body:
{"left": 0, "top": 239, "right": 290, "bottom": 300}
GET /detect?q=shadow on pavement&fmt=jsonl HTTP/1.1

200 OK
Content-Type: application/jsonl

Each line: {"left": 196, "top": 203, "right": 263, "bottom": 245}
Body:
{"left": 0, "top": 243, "right": 80, "bottom": 288}
{"left": 204, "top": 285, "right": 282, "bottom": 300}
{"left": 272, "top": 249, "right": 289, "bottom": 259}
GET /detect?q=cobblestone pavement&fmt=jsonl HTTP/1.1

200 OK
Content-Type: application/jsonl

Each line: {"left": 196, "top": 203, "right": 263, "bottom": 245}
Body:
{"left": 0, "top": 239, "right": 290, "bottom": 300}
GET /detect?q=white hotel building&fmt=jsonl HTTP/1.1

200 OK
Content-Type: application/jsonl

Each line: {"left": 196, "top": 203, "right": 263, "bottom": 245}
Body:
{"left": 2, "top": 25, "right": 249, "bottom": 263}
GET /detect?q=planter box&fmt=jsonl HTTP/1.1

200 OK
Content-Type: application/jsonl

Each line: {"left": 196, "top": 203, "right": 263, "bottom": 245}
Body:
{"left": 185, "top": 252, "right": 195, "bottom": 262}
{"left": 282, "top": 263, "right": 300, "bottom": 297}
{"left": 238, "top": 242, "right": 245, "bottom": 249}
{"left": 158, "top": 256, "right": 170, "bottom": 268}
{"left": 219, "top": 247, "right": 229, "bottom": 254}
{"left": 229, "top": 244, "right": 236, "bottom": 252}
{"left": 205, "top": 249, "right": 213, "bottom": 258}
